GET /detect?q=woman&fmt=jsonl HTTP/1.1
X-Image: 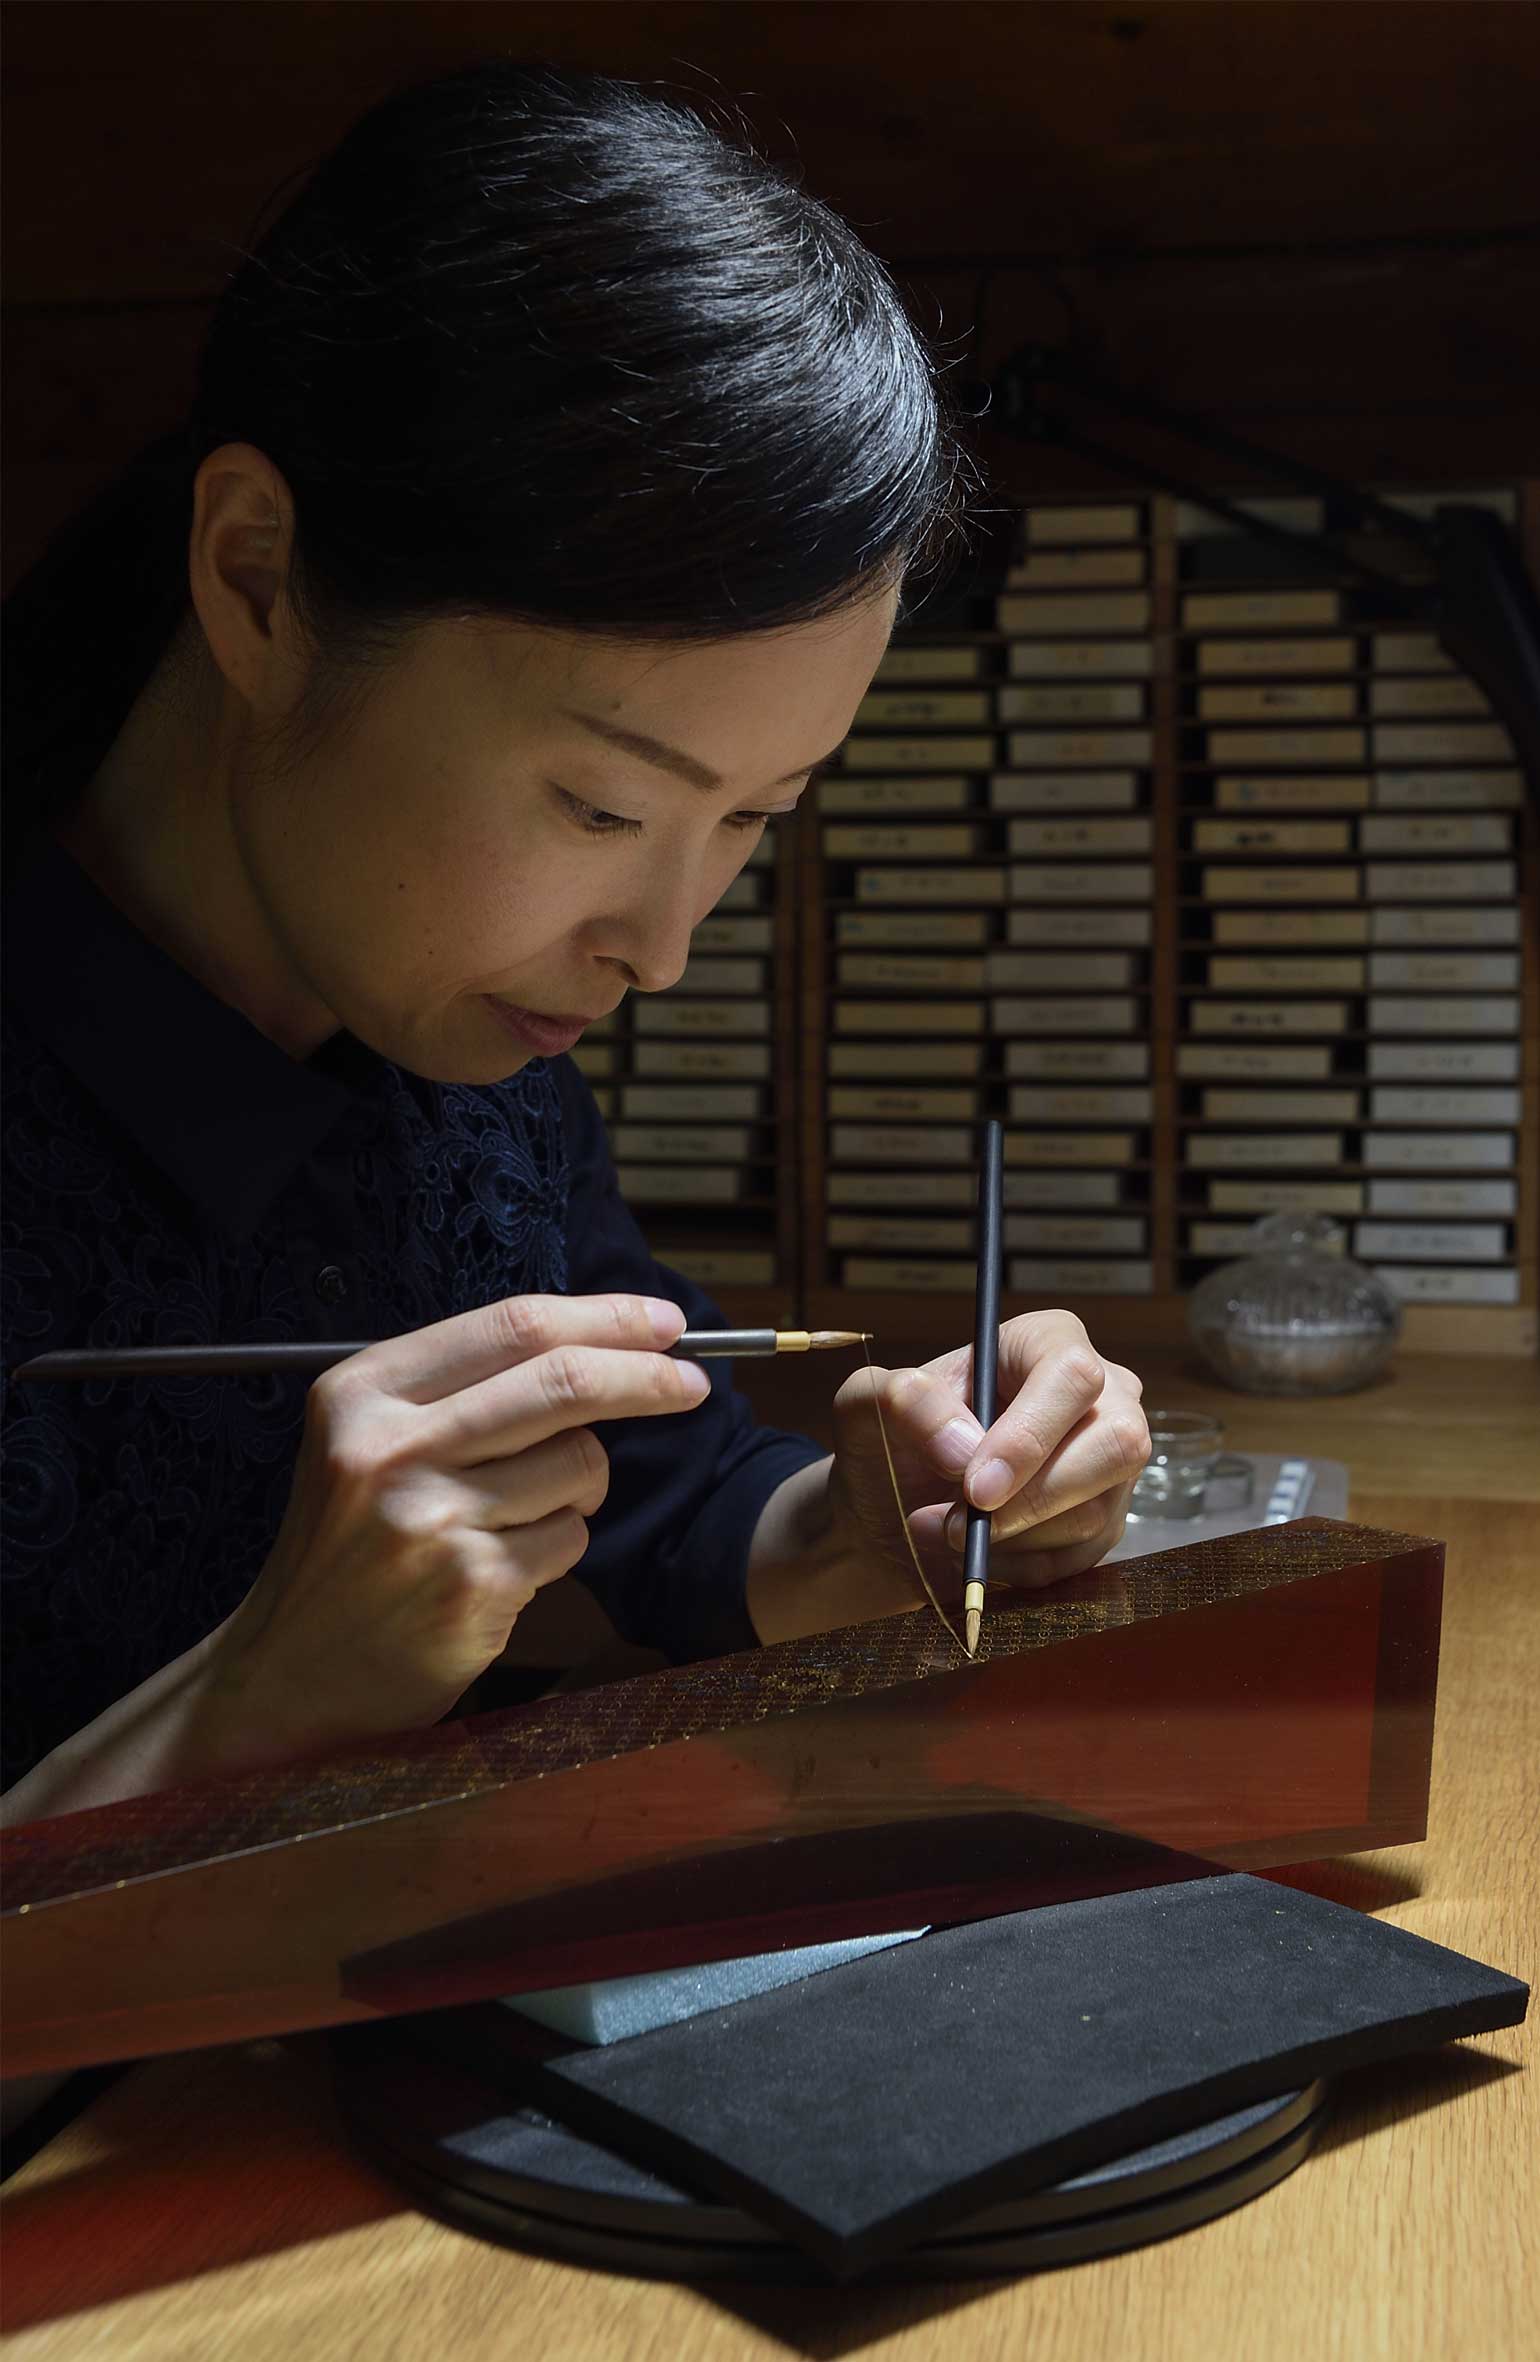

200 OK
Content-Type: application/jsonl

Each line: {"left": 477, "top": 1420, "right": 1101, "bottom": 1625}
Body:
{"left": 0, "top": 61, "right": 1148, "bottom": 1826}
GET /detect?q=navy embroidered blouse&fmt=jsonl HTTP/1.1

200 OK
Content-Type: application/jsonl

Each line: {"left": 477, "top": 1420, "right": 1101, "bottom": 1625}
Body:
{"left": 0, "top": 843, "right": 823, "bottom": 1792}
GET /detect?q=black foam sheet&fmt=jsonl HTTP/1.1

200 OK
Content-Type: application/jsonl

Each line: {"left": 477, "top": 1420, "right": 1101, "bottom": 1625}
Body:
{"left": 519, "top": 1874, "right": 1526, "bottom": 2280}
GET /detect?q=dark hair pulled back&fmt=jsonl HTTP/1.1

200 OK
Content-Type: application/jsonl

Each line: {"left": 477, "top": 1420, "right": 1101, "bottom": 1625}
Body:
{"left": 3, "top": 59, "right": 973, "bottom": 860}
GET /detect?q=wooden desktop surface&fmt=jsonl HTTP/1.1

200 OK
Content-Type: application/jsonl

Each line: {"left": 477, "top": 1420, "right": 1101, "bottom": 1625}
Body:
{"left": 3, "top": 1352, "right": 1536, "bottom": 2362}
{"left": 736, "top": 1340, "right": 1540, "bottom": 1503}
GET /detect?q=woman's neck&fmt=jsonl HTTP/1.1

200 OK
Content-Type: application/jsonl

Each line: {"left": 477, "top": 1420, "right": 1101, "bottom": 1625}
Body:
{"left": 58, "top": 647, "right": 340, "bottom": 1059}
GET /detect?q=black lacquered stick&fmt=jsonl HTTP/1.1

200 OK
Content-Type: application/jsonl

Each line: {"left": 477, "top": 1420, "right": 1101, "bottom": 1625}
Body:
{"left": 963, "top": 1119, "right": 1005, "bottom": 1658}
{"left": 8, "top": 1330, "right": 870, "bottom": 1385}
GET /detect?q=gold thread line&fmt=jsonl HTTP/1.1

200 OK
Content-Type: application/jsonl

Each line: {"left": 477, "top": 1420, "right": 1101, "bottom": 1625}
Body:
{"left": 861, "top": 1334, "right": 968, "bottom": 1658}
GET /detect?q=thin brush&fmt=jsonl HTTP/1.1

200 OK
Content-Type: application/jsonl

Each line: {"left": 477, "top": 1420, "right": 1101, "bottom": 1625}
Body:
{"left": 10, "top": 1330, "right": 873, "bottom": 1384}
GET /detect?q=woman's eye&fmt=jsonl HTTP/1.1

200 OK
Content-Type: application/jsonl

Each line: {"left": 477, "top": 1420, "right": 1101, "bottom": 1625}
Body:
{"left": 556, "top": 778, "right": 813, "bottom": 839}
{"left": 556, "top": 789, "right": 642, "bottom": 838}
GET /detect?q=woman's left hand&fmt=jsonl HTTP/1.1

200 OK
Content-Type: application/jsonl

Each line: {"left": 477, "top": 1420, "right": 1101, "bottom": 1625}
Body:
{"left": 827, "top": 1311, "right": 1150, "bottom": 1597}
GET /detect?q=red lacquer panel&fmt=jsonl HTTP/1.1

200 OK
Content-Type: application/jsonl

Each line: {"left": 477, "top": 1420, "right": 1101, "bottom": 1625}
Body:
{"left": 0, "top": 1519, "right": 1442, "bottom": 2078}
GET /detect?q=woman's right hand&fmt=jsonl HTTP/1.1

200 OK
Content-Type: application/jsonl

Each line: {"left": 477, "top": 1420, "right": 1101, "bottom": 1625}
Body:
{"left": 198, "top": 1291, "right": 704, "bottom": 1763}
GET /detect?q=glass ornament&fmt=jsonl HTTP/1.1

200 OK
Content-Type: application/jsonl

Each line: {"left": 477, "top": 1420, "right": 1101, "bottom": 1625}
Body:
{"left": 1187, "top": 1213, "right": 1401, "bottom": 1396}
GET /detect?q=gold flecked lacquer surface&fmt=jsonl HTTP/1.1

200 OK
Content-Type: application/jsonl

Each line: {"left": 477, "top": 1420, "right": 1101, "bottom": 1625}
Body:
{"left": 1, "top": 1518, "right": 1434, "bottom": 1911}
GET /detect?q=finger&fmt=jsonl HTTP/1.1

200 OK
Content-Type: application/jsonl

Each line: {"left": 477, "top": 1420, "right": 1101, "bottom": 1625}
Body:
{"left": 437, "top": 1510, "right": 597, "bottom": 1667}
{"left": 464, "top": 1426, "right": 611, "bottom": 1532}
{"left": 912, "top": 1311, "right": 1104, "bottom": 1420}
{"left": 422, "top": 1341, "right": 711, "bottom": 1469}
{"left": 986, "top": 1399, "right": 1148, "bottom": 1541}
{"left": 963, "top": 1317, "right": 1110, "bottom": 1511}
{"left": 863, "top": 1365, "right": 986, "bottom": 1483}
{"left": 942, "top": 1377, "right": 1147, "bottom": 1542}
{"left": 910, "top": 1340, "right": 976, "bottom": 1404}
{"left": 334, "top": 1292, "right": 688, "bottom": 1407}
{"left": 487, "top": 1505, "right": 595, "bottom": 1602}
{"left": 831, "top": 1360, "right": 890, "bottom": 1417}
{"left": 1000, "top": 1476, "right": 1130, "bottom": 1553}
{"left": 944, "top": 1477, "right": 1130, "bottom": 1557}
{"left": 991, "top": 1478, "right": 1138, "bottom": 1590}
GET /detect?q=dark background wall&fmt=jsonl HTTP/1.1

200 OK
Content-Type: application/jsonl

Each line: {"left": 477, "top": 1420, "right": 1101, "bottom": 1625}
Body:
{"left": 5, "top": 0, "right": 1540, "bottom": 591}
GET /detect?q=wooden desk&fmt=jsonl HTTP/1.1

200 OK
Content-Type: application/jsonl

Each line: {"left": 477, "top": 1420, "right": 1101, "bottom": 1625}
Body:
{"left": 3, "top": 1446, "right": 1536, "bottom": 2356}
{"left": 739, "top": 1345, "right": 1540, "bottom": 1504}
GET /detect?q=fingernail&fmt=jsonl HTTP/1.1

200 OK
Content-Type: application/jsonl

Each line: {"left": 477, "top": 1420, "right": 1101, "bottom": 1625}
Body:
{"left": 934, "top": 1416, "right": 982, "bottom": 1475}
{"left": 967, "top": 1456, "right": 1014, "bottom": 1512}
{"left": 648, "top": 1300, "right": 685, "bottom": 1343}
{"left": 944, "top": 1504, "right": 967, "bottom": 1552}
{"left": 674, "top": 1360, "right": 711, "bottom": 1399}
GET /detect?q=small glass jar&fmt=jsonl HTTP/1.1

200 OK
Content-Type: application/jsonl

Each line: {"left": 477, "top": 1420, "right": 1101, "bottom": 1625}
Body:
{"left": 1128, "top": 1410, "right": 1225, "bottom": 1521}
{"left": 1187, "top": 1213, "right": 1401, "bottom": 1397}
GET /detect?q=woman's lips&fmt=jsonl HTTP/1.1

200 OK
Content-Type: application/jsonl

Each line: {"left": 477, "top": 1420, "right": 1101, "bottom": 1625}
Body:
{"left": 481, "top": 997, "right": 593, "bottom": 1057}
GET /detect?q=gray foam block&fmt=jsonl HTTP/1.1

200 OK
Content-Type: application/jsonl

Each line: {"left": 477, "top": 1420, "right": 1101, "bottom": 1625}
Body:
{"left": 503, "top": 1927, "right": 928, "bottom": 2044}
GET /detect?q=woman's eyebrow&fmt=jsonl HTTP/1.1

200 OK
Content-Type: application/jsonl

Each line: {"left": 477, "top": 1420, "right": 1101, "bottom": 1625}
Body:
{"left": 557, "top": 706, "right": 842, "bottom": 793}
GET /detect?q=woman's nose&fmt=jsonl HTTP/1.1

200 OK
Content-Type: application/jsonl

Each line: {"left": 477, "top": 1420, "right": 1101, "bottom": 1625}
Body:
{"left": 597, "top": 873, "right": 702, "bottom": 995}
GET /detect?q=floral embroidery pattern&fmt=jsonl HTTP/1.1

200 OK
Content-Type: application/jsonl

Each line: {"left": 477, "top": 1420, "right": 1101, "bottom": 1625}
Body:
{"left": 0, "top": 1012, "right": 569, "bottom": 1789}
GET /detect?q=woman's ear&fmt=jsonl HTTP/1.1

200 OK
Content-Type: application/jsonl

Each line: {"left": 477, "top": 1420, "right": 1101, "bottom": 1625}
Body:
{"left": 187, "top": 442, "right": 304, "bottom": 714}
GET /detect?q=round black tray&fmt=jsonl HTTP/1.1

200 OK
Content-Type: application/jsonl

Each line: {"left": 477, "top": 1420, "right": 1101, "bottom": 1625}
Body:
{"left": 332, "top": 2025, "right": 1328, "bottom": 2283}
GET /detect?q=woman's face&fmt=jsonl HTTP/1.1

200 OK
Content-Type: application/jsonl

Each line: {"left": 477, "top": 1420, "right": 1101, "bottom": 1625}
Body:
{"left": 233, "top": 590, "right": 895, "bottom": 1081}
